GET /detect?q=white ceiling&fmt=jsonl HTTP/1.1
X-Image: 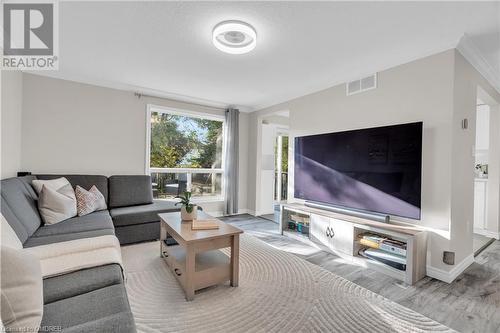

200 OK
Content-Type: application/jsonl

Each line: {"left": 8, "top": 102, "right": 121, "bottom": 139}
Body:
{"left": 40, "top": 1, "right": 500, "bottom": 112}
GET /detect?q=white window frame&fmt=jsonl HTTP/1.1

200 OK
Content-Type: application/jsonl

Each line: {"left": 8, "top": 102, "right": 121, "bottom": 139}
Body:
{"left": 145, "top": 104, "right": 226, "bottom": 202}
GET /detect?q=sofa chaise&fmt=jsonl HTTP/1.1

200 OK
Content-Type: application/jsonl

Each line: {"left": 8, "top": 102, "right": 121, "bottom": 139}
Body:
{"left": 0, "top": 174, "right": 186, "bottom": 332}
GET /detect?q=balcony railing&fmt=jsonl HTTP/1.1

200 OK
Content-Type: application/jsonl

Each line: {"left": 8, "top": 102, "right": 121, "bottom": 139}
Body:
{"left": 274, "top": 172, "right": 288, "bottom": 201}
{"left": 150, "top": 168, "right": 223, "bottom": 201}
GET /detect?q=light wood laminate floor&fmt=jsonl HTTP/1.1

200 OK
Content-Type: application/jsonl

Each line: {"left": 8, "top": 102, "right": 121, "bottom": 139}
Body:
{"left": 220, "top": 214, "right": 500, "bottom": 333}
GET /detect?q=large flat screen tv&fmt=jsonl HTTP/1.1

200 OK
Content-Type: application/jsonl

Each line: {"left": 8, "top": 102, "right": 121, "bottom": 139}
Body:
{"left": 294, "top": 122, "right": 423, "bottom": 220}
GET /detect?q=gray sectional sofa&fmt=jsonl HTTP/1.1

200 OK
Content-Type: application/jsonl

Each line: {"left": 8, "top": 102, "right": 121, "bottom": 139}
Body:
{"left": 1, "top": 174, "right": 185, "bottom": 332}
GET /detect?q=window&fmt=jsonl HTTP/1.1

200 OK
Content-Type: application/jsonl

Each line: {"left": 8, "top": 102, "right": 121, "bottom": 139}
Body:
{"left": 146, "top": 105, "right": 225, "bottom": 201}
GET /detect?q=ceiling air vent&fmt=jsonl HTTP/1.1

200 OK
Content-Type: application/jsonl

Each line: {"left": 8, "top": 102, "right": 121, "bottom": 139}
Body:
{"left": 346, "top": 73, "right": 377, "bottom": 96}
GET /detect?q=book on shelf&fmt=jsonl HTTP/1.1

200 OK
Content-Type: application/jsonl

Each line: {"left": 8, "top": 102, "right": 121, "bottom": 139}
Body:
{"left": 358, "top": 233, "right": 407, "bottom": 257}
{"left": 191, "top": 219, "right": 220, "bottom": 230}
{"left": 359, "top": 238, "right": 380, "bottom": 249}
{"left": 359, "top": 248, "right": 407, "bottom": 271}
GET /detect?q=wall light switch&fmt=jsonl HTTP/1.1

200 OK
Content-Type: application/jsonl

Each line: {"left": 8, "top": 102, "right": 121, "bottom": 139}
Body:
{"left": 461, "top": 118, "right": 468, "bottom": 129}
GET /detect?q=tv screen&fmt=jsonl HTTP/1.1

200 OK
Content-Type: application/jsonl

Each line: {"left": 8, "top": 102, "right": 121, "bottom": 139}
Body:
{"left": 294, "top": 122, "right": 422, "bottom": 220}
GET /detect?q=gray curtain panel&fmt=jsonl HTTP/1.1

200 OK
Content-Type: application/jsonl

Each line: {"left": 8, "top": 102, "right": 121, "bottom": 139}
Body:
{"left": 224, "top": 108, "right": 239, "bottom": 215}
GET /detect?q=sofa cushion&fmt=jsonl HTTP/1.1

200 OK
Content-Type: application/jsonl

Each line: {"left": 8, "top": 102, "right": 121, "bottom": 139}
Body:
{"left": 36, "top": 175, "right": 109, "bottom": 204}
{"left": 1, "top": 247, "right": 43, "bottom": 332}
{"left": 43, "top": 264, "right": 123, "bottom": 304}
{"left": 23, "top": 211, "right": 115, "bottom": 247}
{"left": 24, "top": 229, "right": 115, "bottom": 248}
{"left": 61, "top": 312, "right": 136, "bottom": 333}
{"left": 114, "top": 222, "right": 160, "bottom": 245}
{"left": 109, "top": 175, "right": 153, "bottom": 208}
{"left": 41, "top": 284, "right": 134, "bottom": 331}
{"left": 0, "top": 176, "right": 41, "bottom": 243}
{"left": 110, "top": 200, "right": 178, "bottom": 227}
{"left": 31, "top": 210, "right": 114, "bottom": 238}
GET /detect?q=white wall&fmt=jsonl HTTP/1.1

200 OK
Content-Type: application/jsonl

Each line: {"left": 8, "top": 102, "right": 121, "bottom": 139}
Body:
{"left": 248, "top": 50, "right": 453, "bottom": 276}
{"left": 475, "top": 104, "right": 490, "bottom": 152}
{"left": 237, "top": 112, "right": 250, "bottom": 214}
{"left": 451, "top": 53, "right": 500, "bottom": 259}
{"left": 20, "top": 74, "right": 249, "bottom": 214}
{"left": 248, "top": 49, "right": 500, "bottom": 278}
{"left": 1, "top": 71, "right": 23, "bottom": 179}
{"left": 486, "top": 105, "right": 500, "bottom": 237}
{"left": 259, "top": 123, "right": 276, "bottom": 215}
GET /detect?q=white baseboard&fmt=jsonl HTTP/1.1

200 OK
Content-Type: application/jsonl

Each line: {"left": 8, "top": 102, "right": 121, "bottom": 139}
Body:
{"left": 473, "top": 228, "right": 500, "bottom": 240}
{"left": 426, "top": 254, "right": 474, "bottom": 283}
{"left": 210, "top": 209, "right": 257, "bottom": 217}
{"left": 238, "top": 209, "right": 256, "bottom": 216}
{"left": 206, "top": 210, "right": 224, "bottom": 217}
{"left": 256, "top": 211, "right": 275, "bottom": 216}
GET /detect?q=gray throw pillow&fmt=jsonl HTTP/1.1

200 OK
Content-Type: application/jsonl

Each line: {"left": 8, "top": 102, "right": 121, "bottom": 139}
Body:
{"left": 1, "top": 246, "right": 43, "bottom": 332}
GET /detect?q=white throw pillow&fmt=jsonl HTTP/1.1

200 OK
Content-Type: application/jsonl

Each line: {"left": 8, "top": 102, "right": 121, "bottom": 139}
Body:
{"left": 1, "top": 213, "right": 22, "bottom": 249}
{"left": 89, "top": 185, "right": 107, "bottom": 211}
{"left": 1, "top": 246, "right": 43, "bottom": 332}
{"left": 38, "top": 184, "right": 78, "bottom": 224}
{"left": 32, "top": 177, "right": 72, "bottom": 195}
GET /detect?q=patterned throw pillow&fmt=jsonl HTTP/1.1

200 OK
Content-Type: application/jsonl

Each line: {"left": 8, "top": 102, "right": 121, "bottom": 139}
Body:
{"left": 75, "top": 185, "right": 98, "bottom": 216}
{"left": 89, "top": 185, "right": 107, "bottom": 211}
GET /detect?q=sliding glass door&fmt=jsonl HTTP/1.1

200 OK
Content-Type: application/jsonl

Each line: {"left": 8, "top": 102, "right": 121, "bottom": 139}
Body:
{"left": 274, "top": 134, "right": 288, "bottom": 202}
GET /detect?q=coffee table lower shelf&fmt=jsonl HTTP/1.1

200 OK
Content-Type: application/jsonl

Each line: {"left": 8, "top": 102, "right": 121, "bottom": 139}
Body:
{"left": 161, "top": 242, "right": 231, "bottom": 297}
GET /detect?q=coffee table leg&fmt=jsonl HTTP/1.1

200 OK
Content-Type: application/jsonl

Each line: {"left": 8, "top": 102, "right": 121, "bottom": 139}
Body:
{"left": 160, "top": 223, "right": 167, "bottom": 257}
{"left": 185, "top": 245, "right": 195, "bottom": 301}
{"left": 230, "top": 235, "right": 240, "bottom": 287}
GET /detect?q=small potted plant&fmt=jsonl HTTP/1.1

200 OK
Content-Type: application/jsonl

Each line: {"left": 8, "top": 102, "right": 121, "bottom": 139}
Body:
{"left": 175, "top": 191, "right": 197, "bottom": 221}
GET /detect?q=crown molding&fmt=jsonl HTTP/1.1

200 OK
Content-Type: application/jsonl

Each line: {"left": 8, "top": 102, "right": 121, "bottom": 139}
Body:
{"left": 457, "top": 34, "right": 500, "bottom": 95}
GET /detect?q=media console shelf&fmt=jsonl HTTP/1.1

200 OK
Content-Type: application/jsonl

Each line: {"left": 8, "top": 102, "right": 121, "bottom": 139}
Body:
{"left": 280, "top": 203, "right": 428, "bottom": 285}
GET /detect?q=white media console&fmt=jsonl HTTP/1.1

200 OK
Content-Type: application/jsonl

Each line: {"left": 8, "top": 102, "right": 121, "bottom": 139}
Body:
{"left": 280, "top": 203, "right": 428, "bottom": 285}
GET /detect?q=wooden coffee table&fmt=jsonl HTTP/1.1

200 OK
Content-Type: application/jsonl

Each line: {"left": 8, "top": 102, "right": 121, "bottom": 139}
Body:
{"left": 159, "top": 211, "right": 243, "bottom": 301}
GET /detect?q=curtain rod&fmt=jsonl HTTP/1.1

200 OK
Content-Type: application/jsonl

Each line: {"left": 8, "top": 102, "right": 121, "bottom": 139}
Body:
{"left": 134, "top": 92, "right": 228, "bottom": 111}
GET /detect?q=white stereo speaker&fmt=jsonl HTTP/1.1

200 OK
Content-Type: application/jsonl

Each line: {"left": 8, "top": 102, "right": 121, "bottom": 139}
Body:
{"left": 346, "top": 73, "right": 377, "bottom": 96}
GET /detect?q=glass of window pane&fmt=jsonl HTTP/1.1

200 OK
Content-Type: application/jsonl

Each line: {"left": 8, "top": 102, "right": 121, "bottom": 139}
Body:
{"left": 150, "top": 112, "right": 223, "bottom": 169}
{"left": 150, "top": 172, "right": 188, "bottom": 199}
{"left": 190, "top": 173, "right": 222, "bottom": 198}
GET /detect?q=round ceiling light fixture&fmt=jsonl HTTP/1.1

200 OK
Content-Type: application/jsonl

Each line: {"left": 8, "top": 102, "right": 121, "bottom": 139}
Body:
{"left": 212, "top": 20, "right": 257, "bottom": 55}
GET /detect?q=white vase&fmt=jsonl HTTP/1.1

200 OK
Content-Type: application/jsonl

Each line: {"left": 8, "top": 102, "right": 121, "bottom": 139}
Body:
{"left": 181, "top": 205, "right": 197, "bottom": 221}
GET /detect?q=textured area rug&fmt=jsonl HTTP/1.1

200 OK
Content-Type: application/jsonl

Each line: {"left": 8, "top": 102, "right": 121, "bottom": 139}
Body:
{"left": 122, "top": 235, "right": 454, "bottom": 333}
